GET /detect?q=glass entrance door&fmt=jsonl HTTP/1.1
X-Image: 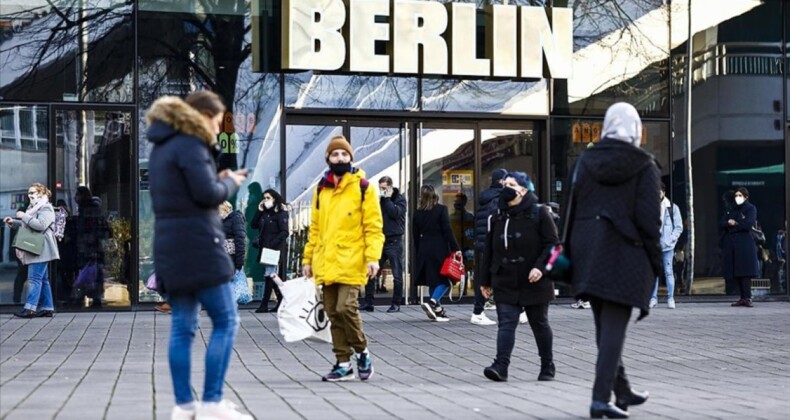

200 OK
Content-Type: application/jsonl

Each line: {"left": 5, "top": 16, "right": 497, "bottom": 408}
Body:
{"left": 54, "top": 108, "right": 134, "bottom": 310}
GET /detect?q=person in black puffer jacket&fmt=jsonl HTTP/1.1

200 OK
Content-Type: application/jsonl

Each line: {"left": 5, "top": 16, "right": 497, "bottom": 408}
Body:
{"left": 219, "top": 201, "right": 246, "bottom": 271}
{"left": 479, "top": 172, "right": 559, "bottom": 384}
{"left": 251, "top": 189, "right": 289, "bottom": 313}
{"left": 568, "top": 102, "right": 660, "bottom": 419}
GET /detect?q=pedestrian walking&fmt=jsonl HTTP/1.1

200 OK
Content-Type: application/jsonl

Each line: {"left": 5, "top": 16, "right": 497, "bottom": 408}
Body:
{"left": 720, "top": 188, "right": 760, "bottom": 307}
{"left": 479, "top": 172, "right": 559, "bottom": 382}
{"left": 472, "top": 169, "right": 508, "bottom": 325}
{"left": 5, "top": 183, "right": 59, "bottom": 318}
{"left": 302, "top": 135, "right": 384, "bottom": 382}
{"left": 650, "top": 183, "right": 683, "bottom": 309}
{"left": 414, "top": 184, "right": 462, "bottom": 322}
{"left": 146, "top": 91, "right": 252, "bottom": 420}
{"left": 252, "top": 189, "right": 289, "bottom": 313}
{"left": 361, "top": 176, "right": 407, "bottom": 313}
{"left": 567, "top": 103, "right": 659, "bottom": 418}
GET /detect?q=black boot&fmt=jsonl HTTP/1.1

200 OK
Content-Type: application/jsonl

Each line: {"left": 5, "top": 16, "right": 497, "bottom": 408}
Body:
{"left": 255, "top": 300, "right": 269, "bottom": 313}
{"left": 590, "top": 401, "right": 628, "bottom": 418}
{"left": 483, "top": 361, "right": 508, "bottom": 382}
{"left": 615, "top": 389, "right": 648, "bottom": 411}
{"left": 538, "top": 361, "right": 555, "bottom": 381}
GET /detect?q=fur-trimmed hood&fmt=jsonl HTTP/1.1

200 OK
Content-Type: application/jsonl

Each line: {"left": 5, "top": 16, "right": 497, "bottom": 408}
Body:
{"left": 145, "top": 96, "right": 216, "bottom": 146}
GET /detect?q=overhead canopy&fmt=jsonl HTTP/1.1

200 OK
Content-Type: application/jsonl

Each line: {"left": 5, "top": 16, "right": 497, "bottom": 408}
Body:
{"left": 718, "top": 164, "right": 785, "bottom": 175}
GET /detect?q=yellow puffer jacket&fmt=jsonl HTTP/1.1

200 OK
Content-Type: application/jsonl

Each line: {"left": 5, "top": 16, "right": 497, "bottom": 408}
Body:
{"left": 302, "top": 168, "right": 384, "bottom": 286}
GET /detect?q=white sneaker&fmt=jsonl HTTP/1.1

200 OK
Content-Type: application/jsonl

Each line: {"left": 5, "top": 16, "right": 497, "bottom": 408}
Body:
{"left": 581, "top": 301, "right": 591, "bottom": 309}
{"left": 196, "top": 400, "right": 253, "bottom": 420}
{"left": 484, "top": 301, "right": 496, "bottom": 310}
{"left": 570, "top": 299, "right": 590, "bottom": 309}
{"left": 470, "top": 313, "right": 496, "bottom": 326}
{"left": 667, "top": 299, "right": 676, "bottom": 309}
{"left": 649, "top": 298, "right": 658, "bottom": 308}
{"left": 171, "top": 405, "right": 196, "bottom": 420}
{"left": 519, "top": 311, "right": 528, "bottom": 324}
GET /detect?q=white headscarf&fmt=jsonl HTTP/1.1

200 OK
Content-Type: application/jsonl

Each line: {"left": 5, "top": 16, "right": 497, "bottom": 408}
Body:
{"left": 601, "top": 102, "right": 643, "bottom": 147}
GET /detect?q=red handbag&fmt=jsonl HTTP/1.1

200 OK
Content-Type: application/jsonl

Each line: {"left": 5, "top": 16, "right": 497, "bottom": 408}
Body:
{"left": 440, "top": 253, "right": 465, "bottom": 283}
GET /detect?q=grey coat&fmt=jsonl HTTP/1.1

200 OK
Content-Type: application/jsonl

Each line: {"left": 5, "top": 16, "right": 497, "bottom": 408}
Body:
{"left": 12, "top": 203, "right": 60, "bottom": 265}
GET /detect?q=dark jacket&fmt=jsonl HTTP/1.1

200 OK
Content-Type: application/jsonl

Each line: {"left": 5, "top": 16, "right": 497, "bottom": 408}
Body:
{"left": 222, "top": 210, "right": 246, "bottom": 270}
{"left": 719, "top": 201, "right": 759, "bottom": 279}
{"left": 568, "top": 139, "right": 662, "bottom": 317}
{"left": 479, "top": 195, "right": 559, "bottom": 306}
{"left": 251, "top": 205, "right": 289, "bottom": 266}
{"left": 381, "top": 188, "right": 407, "bottom": 238}
{"left": 413, "top": 204, "right": 460, "bottom": 288}
{"left": 146, "top": 96, "right": 239, "bottom": 295}
{"left": 475, "top": 184, "right": 503, "bottom": 251}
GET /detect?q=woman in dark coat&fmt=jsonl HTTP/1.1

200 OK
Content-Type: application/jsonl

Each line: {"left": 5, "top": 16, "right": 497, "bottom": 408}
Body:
{"left": 251, "top": 189, "right": 289, "bottom": 313}
{"left": 220, "top": 201, "right": 246, "bottom": 272}
{"left": 479, "top": 172, "right": 559, "bottom": 383}
{"left": 413, "top": 184, "right": 461, "bottom": 321}
{"left": 568, "top": 103, "right": 660, "bottom": 419}
{"left": 146, "top": 91, "right": 252, "bottom": 419}
{"left": 720, "top": 187, "right": 759, "bottom": 307}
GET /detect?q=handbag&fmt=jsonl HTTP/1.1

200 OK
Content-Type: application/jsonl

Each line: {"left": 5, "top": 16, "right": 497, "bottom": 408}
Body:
{"left": 751, "top": 222, "right": 766, "bottom": 246}
{"left": 440, "top": 253, "right": 465, "bottom": 283}
{"left": 259, "top": 248, "right": 281, "bottom": 265}
{"left": 231, "top": 269, "right": 252, "bottom": 304}
{"left": 146, "top": 272, "right": 157, "bottom": 291}
{"left": 224, "top": 239, "right": 236, "bottom": 255}
{"left": 545, "top": 157, "right": 582, "bottom": 286}
{"left": 12, "top": 224, "right": 46, "bottom": 256}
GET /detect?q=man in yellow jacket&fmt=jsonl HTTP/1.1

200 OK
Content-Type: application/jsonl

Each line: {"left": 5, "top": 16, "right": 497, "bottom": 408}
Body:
{"left": 302, "top": 135, "right": 384, "bottom": 382}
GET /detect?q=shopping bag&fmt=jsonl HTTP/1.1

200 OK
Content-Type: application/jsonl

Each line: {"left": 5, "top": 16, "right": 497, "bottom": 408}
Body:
{"left": 259, "top": 248, "right": 281, "bottom": 265}
{"left": 146, "top": 272, "right": 157, "bottom": 291}
{"left": 440, "top": 253, "right": 465, "bottom": 283}
{"left": 275, "top": 276, "right": 332, "bottom": 343}
{"left": 12, "top": 224, "right": 45, "bottom": 255}
{"left": 231, "top": 269, "right": 252, "bottom": 304}
{"left": 74, "top": 262, "right": 99, "bottom": 290}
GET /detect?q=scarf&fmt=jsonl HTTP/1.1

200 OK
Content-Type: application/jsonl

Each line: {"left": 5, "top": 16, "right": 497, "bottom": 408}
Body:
{"left": 15, "top": 195, "right": 50, "bottom": 259}
{"left": 660, "top": 196, "right": 671, "bottom": 223}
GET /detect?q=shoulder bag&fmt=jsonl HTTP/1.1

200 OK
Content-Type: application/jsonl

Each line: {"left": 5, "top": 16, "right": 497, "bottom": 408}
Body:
{"left": 545, "top": 157, "right": 582, "bottom": 285}
{"left": 12, "top": 224, "right": 46, "bottom": 256}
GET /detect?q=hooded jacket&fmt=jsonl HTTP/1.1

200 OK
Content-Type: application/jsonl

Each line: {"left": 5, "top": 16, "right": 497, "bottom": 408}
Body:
{"left": 302, "top": 168, "right": 384, "bottom": 286}
{"left": 145, "top": 96, "right": 239, "bottom": 295}
{"left": 568, "top": 138, "right": 661, "bottom": 317}
{"left": 475, "top": 183, "right": 503, "bottom": 252}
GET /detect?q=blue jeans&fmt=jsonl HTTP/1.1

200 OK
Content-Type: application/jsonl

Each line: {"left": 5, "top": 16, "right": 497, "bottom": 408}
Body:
{"left": 24, "top": 262, "right": 54, "bottom": 312}
{"left": 429, "top": 282, "right": 450, "bottom": 305}
{"left": 651, "top": 250, "right": 675, "bottom": 300}
{"left": 169, "top": 281, "right": 239, "bottom": 405}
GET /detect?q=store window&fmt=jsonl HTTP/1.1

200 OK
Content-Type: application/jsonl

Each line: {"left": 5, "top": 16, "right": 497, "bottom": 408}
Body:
{"left": 0, "top": 1, "right": 134, "bottom": 102}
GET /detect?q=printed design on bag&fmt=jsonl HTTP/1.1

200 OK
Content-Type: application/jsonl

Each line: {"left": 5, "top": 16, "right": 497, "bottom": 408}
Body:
{"left": 299, "top": 298, "right": 330, "bottom": 332}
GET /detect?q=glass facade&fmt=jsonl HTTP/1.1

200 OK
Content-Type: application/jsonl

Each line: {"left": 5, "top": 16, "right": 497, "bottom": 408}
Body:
{"left": 0, "top": 0, "right": 787, "bottom": 310}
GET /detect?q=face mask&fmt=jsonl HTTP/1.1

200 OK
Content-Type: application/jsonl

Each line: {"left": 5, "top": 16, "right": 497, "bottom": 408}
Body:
{"left": 329, "top": 162, "right": 351, "bottom": 176}
{"left": 29, "top": 194, "right": 41, "bottom": 205}
{"left": 735, "top": 196, "right": 745, "bottom": 205}
{"left": 499, "top": 187, "right": 519, "bottom": 208}
{"left": 453, "top": 203, "right": 464, "bottom": 210}
{"left": 263, "top": 200, "right": 274, "bottom": 209}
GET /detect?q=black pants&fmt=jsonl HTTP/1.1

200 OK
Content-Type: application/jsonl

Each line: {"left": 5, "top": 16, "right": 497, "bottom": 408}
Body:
{"left": 493, "top": 303, "right": 553, "bottom": 369}
{"left": 590, "top": 298, "right": 634, "bottom": 402}
{"left": 472, "top": 252, "right": 486, "bottom": 315}
{"left": 736, "top": 276, "right": 752, "bottom": 300}
{"left": 364, "top": 239, "right": 404, "bottom": 305}
{"left": 262, "top": 275, "right": 282, "bottom": 306}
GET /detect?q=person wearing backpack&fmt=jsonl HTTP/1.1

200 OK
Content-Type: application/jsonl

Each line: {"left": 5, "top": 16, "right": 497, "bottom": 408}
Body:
{"left": 478, "top": 172, "right": 559, "bottom": 383}
{"left": 302, "top": 135, "right": 384, "bottom": 382}
{"left": 649, "top": 183, "right": 683, "bottom": 309}
{"left": 720, "top": 187, "right": 760, "bottom": 307}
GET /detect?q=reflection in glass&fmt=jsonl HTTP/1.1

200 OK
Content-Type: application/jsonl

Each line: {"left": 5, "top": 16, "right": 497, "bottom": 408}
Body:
{"left": 423, "top": 79, "right": 549, "bottom": 115}
{"left": 285, "top": 73, "right": 418, "bottom": 110}
{"left": 0, "top": 1, "right": 134, "bottom": 102}
{"left": 55, "top": 110, "right": 133, "bottom": 309}
{"left": 0, "top": 105, "right": 48, "bottom": 305}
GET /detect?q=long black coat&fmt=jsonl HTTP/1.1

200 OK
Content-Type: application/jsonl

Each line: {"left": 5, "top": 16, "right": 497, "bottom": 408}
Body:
{"left": 413, "top": 204, "right": 460, "bottom": 288}
{"left": 222, "top": 210, "right": 246, "bottom": 270}
{"left": 568, "top": 139, "right": 662, "bottom": 316}
{"left": 251, "top": 206, "right": 289, "bottom": 266}
{"left": 479, "top": 196, "right": 559, "bottom": 306}
{"left": 719, "top": 201, "right": 759, "bottom": 279}
{"left": 146, "top": 96, "right": 238, "bottom": 295}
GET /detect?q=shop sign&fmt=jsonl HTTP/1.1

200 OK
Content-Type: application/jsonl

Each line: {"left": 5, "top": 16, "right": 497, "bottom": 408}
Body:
{"left": 281, "top": 0, "right": 572, "bottom": 79}
{"left": 442, "top": 170, "right": 474, "bottom": 186}
{"left": 572, "top": 121, "right": 647, "bottom": 145}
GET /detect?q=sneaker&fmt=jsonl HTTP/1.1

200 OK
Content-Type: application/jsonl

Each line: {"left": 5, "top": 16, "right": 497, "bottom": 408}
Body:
{"left": 570, "top": 299, "right": 585, "bottom": 309}
{"left": 649, "top": 298, "right": 658, "bottom": 308}
{"left": 196, "top": 400, "right": 252, "bottom": 420}
{"left": 155, "top": 303, "right": 172, "bottom": 314}
{"left": 581, "top": 301, "right": 591, "bottom": 309}
{"left": 421, "top": 300, "right": 437, "bottom": 320}
{"left": 386, "top": 304, "right": 400, "bottom": 313}
{"left": 484, "top": 301, "right": 496, "bottom": 311}
{"left": 434, "top": 307, "right": 450, "bottom": 322}
{"left": 322, "top": 363, "right": 355, "bottom": 382}
{"left": 470, "top": 313, "right": 496, "bottom": 326}
{"left": 483, "top": 363, "right": 508, "bottom": 382}
{"left": 519, "top": 311, "right": 528, "bottom": 324}
{"left": 171, "top": 405, "right": 196, "bottom": 420}
{"left": 667, "top": 299, "right": 676, "bottom": 309}
{"left": 355, "top": 352, "right": 374, "bottom": 381}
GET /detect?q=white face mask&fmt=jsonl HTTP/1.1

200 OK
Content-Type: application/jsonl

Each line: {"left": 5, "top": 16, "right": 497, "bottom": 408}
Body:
{"left": 263, "top": 200, "right": 274, "bottom": 209}
{"left": 735, "top": 196, "right": 745, "bottom": 205}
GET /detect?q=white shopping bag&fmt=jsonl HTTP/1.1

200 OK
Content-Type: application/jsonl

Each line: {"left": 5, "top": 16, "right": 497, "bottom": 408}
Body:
{"left": 275, "top": 276, "right": 332, "bottom": 343}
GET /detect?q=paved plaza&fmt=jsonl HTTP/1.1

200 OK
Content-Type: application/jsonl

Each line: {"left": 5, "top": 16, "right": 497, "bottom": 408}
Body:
{"left": 1, "top": 301, "right": 788, "bottom": 419}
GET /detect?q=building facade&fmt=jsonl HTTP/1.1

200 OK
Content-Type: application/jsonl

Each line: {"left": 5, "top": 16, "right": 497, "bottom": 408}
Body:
{"left": 0, "top": 0, "right": 788, "bottom": 311}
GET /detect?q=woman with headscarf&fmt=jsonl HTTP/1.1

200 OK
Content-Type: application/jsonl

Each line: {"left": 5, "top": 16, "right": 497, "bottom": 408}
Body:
{"left": 567, "top": 103, "right": 661, "bottom": 418}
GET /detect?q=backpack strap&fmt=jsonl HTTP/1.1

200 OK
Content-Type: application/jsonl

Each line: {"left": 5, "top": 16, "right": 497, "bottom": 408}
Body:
{"left": 314, "top": 175, "right": 369, "bottom": 210}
